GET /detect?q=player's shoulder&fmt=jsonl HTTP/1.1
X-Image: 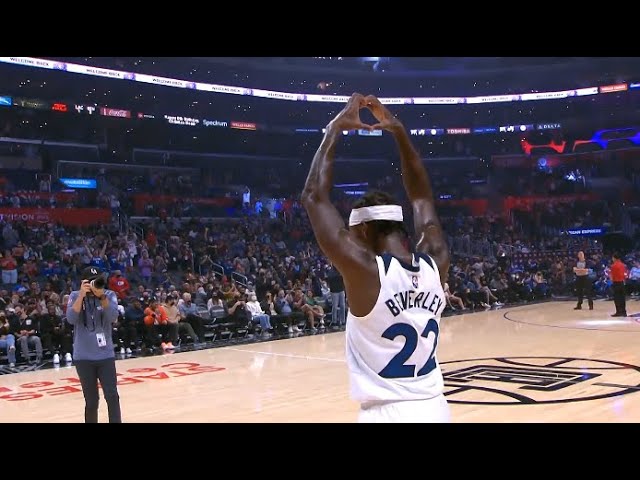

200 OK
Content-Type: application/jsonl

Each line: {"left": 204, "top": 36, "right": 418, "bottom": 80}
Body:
{"left": 376, "top": 252, "right": 437, "bottom": 275}
{"left": 415, "top": 252, "right": 436, "bottom": 270}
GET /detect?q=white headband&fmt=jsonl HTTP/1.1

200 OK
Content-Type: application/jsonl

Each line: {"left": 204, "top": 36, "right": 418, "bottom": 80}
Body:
{"left": 348, "top": 205, "right": 404, "bottom": 227}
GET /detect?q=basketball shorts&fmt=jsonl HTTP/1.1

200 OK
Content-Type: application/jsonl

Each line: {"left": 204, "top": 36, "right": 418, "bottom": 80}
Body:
{"left": 358, "top": 394, "right": 451, "bottom": 423}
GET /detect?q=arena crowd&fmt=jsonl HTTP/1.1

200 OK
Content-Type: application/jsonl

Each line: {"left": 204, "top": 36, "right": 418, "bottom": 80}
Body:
{"left": 0, "top": 194, "right": 634, "bottom": 368}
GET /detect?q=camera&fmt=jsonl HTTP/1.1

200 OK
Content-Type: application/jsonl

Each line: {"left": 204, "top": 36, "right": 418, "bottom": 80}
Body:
{"left": 90, "top": 276, "right": 106, "bottom": 290}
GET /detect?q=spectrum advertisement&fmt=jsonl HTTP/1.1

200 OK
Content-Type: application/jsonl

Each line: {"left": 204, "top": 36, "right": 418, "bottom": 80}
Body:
{"left": 1, "top": 91, "right": 569, "bottom": 138}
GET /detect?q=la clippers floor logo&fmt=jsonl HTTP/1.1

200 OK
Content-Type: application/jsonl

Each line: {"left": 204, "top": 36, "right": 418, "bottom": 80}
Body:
{"left": 442, "top": 356, "right": 640, "bottom": 405}
{"left": 0, "top": 362, "right": 225, "bottom": 402}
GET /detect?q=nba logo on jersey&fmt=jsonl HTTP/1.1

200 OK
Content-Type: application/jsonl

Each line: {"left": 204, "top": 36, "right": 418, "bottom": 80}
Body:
{"left": 412, "top": 275, "right": 419, "bottom": 288}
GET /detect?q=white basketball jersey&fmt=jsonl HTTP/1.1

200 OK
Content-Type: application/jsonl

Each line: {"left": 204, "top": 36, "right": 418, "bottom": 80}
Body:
{"left": 345, "top": 252, "right": 445, "bottom": 405}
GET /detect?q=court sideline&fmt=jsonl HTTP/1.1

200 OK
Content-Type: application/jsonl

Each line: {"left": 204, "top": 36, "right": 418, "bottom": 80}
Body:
{"left": 1, "top": 300, "right": 639, "bottom": 423}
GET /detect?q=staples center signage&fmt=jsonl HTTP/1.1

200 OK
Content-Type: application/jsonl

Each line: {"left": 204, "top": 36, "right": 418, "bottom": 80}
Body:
{"left": 566, "top": 227, "right": 606, "bottom": 236}
{"left": 447, "top": 128, "right": 471, "bottom": 135}
{"left": 599, "top": 84, "right": 627, "bottom": 93}
{"left": 164, "top": 115, "right": 200, "bottom": 126}
{"left": 230, "top": 121, "right": 257, "bottom": 130}
{"left": 0, "top": 208, "right": 111, "bottom": 226}
{"left": 537, "top": 123, "right": 562, "bottom": 130}
{"left": 0, "top": 362, "right": 226, "bottom": 402}
{"left": 14, "top": 97, "right": 50, "bottom": 110}
{"left": 100, "top": 107, "right": 131, "bottom": 118}
{"left": 74, "top": 104, "right": 97, "bottom": 115}
{"left": 51, "top": 103, "right": 68, "bottom": 112}
{"left": 202, "top": 119, "right": 228, "bottom": 128}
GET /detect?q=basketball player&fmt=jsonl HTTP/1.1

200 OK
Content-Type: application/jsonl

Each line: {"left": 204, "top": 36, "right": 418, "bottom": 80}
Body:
{"left": 302, "top": 93, "right": 450, "bottom": 423}
{"left": 573, "top": 251, "right": 593, "bottom": 310}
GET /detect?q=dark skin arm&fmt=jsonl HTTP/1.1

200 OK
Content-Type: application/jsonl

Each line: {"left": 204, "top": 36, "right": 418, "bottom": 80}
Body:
{"left": 365, "top": 95, "right": 450, "bottom": 285}
{"left": 301, "top": 93, "right": 379, "bottom": 316}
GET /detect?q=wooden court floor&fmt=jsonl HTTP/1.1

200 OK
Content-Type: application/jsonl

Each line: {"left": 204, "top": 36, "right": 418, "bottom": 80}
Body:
{"left": 2, "top": 299, "right": 640, "bottom": 423}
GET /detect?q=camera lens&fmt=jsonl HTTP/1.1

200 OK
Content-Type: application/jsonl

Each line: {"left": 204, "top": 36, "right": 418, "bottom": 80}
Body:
{"left": 91, "top": 277, "right": 106, "bottom": 289}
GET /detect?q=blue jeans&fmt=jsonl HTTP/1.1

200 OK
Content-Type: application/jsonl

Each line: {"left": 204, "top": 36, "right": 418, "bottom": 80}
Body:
{"left": 2, "top": 269, "right": 17, "bottom": 285}
{"left": 18, "top": 334, "right": 43, "bottom": 362}
{"left": 331, "top": 291, "right": 346, "bottom": 325}
{"left": 252, "top": 314, "right": 272, "bottom": 331}
{"left": 0, "top": 334, "right": 17, "bottom": 364}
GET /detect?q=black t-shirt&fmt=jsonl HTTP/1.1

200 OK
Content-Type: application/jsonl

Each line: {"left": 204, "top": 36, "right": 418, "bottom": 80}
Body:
{"left": 227, "top": 299, "right": 250, "bottom": 322}
{"left": 18, "top": 316, "right": 39, "bottom": 335}
{"left": 326, "top": 268, "right": 344, "bottom": 292}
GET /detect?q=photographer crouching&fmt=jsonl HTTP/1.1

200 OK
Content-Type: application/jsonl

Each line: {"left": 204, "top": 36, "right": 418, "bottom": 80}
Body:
{"left": 66, "top": 267, "right": 122, "bottom": 423}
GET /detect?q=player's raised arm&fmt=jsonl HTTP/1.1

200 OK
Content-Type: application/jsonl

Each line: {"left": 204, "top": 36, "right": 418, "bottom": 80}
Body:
{"left": 301, "top": 93, "right": 375, "bottom": 276}
{"left": 365, "top": 95, "right": 450, "bottom": 285}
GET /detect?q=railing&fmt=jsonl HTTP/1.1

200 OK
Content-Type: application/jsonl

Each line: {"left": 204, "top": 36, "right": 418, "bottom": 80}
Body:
{"left": 199, "top": 261, "right": 225, "bottom": 280}
{"left": 448, "top": 236, "right": 497, "bottom": 260}
{"left": 117, "top": 209, "right": 128, "bottom": 234}
{"left": 129, "top": 221, "right": 144, "bottom": 240}
{"left": 231, "top": 272, "right": 248, "bottom": 287}
{"left": 620, "top": 205, "right": 636, "bottom": 238}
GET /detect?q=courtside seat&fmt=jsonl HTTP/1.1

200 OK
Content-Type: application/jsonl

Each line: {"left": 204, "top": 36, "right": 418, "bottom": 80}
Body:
{"left": 204, "top": 306, "right": 227, "bottom": 341}
{"left": 206, "top": 306, "right": 249, "bottom": 341}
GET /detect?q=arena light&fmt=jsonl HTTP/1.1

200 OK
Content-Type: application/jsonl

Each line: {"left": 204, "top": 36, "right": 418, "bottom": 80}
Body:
{"left": 0, "top": 56, "right": 628, "bottom": 107}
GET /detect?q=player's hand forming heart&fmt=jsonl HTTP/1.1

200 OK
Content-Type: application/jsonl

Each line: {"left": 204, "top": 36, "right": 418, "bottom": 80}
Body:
{"left": 327, "top": 93, "right": 372, "bottom": 132}
{"left": 364, "top": 95, "right": 403, "bottom": 133}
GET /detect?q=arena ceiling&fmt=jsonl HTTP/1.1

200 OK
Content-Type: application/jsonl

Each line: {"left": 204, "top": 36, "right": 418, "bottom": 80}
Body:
{"left": 182, "top": 56, "right": 638, "bottom": 78}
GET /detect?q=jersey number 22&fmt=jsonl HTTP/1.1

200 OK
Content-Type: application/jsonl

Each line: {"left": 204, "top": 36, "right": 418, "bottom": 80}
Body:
{"left": 378, "top": 319, "right": 439, "bottom": 379}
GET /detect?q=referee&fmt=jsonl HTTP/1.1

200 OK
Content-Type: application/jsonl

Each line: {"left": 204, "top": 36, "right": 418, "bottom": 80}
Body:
{"left": 66, "top": 267, "right": 122, "bottom": 423}
{"left": 573, "top": 251, "right": 593, "bottom": 310}
{"left": 610, "top": 252, "right": 628, "bottom": 317}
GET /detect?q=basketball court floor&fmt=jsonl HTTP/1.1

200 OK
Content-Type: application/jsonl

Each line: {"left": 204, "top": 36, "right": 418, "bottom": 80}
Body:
{"left": 2, "top": 299, "right": 640, "bottom": 423}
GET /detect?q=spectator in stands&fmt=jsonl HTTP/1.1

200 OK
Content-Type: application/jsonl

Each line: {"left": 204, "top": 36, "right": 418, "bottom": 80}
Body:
{"left": 472, "top": 274, "right": 498, "bottom": 308}
{"left": 326, "top": 263, "right": 346, "bottom": 326}
{"left": 86, "top": 240, "right": 108, "bottom": 271}
{"left": 108, "top": 270, "right": 131, "bottom": 300}
{"left": 2, "top": 224, "right": 19, "bottom": 250}
{"left": 0, "top": 311, "right": 16, "bottom": 367}
{"left": 178, "top": 292, "right": 206, "bottom": 342}
{"left": 126, "top": 300, "right": 147, "bottom": 345}
{"left": 39, "top": 304, "right": 72, "bottom": 364}
{"left": 113, "top": 303, "right": 136, "bottom": 355}
{"left": 302, "top": 289, "right": 326, "bottom": 331}
{"left": 226, "top": 291, "right": 251, "bottom": 329}
{"left": 22, "top": 256, "right": 39, "bottom": 281}
{"left": 164, "top": 294, "right": 198, "bottom": 345}
{"left": 444, "top": 282, "right": 466, "bottom": 310}
{"left": 207, "top": 293, "right": 225, "bottom": 315}
{"left": 628, "top": 260, "right": 640, "bottom": 296}
{"left": 13, "top": 305, "right": 43, "bottom": 363}
{"left": 246, "top": 293, "right": 272, "bottom": 336}
{"left": 1, "top": 250, "right": 18, "bottom": 285}
{"left": 143, "top": 299, "right": 172, "bottom": 351}
{"left": 261, "top": 291, "right": 277, "bottom": 317}
{"left": 533, "top": 271, "right": 549, "bottom": 298}
{"left": 274, "top": 289, "right": 300, "bottom": 333}
{"left": 489, "top": 274, "right": 510, "bottom": 303}
{"left": 138, "top": 250, "right": 154, "bottom": 286}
